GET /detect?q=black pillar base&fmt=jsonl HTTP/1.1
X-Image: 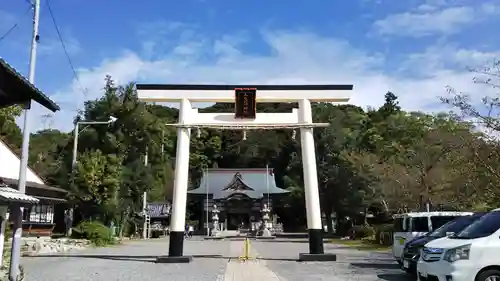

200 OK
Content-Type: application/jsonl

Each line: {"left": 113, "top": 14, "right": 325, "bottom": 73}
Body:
{"left": 298, "top": 253, "right": 337, "bottom": 262}
{"left": 299, "top": 229, "right": 336, "bottom": 261}
{"left": 168, "top": 231, "right": 185, "bottom": 257}
{"left": 308, "top": 229, "right": 324, "bottom": 254}
{"left": 157, "top": 231, "right": 192, "bottom": 263}
{"left": 156, "top": 255, "right": 192, "bottom": 263}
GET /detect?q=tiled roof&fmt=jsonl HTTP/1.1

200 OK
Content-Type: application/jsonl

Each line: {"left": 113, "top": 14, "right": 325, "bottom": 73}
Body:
{"left": 188, "top": 168, "right": 289, "bottom": 199}
{"left": 0, "top": 186, "right": 40, "bottom": 204}
{"left": 0, "top": 57, "right": 59, "bottom": 112}
{"left": 0, "top": 177, "right": 68, "bottom": 193}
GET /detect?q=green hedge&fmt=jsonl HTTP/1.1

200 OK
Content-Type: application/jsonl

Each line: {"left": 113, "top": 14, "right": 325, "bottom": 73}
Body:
{"left": 348, "top": 225, "right": 375, "bottom": 239}
{"left": 71, "top": 221, "right": 115, "bottom": 246}
{"left": 373, "top": 224, "right": 394, "bottom": 246}
{"left": 348, "top": 224, "right": 394, "bottom": 246}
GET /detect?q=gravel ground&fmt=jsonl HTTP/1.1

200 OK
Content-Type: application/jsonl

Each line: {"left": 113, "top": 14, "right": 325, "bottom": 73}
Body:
{"left": 21, "top": 238, "right": 413, "bottom": 281}
{"left": 251, "top": 240, "right": 414, "bottom": 281}
{"left": 22, "top": 238, "right": 228, "bottom": 281}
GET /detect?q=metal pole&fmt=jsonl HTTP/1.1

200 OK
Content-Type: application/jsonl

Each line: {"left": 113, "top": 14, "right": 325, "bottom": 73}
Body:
{"left": 160, "top": 130, "right": 164, "bottom": 160}
{"left": 266, "top": 164, "right": 270, "bottom": 207}
{"left": 205, "top": 167, "right": 209, "bottom": 236}
{"left": 72, "top": 122, "right": 79, "bottom": 168}
{"left": 10, "top": 0, "right": 40, "bottom": 280}
{"left": 142, "top": 191, "right": 147, "bottom": 239}
{"left": 67, "top": 122, "right": 79, "bottom": 238}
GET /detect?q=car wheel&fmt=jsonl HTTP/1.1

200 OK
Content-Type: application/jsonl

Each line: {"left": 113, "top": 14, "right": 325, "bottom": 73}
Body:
{"left": 477, "top": 269, "right": 500, "bottom": 281}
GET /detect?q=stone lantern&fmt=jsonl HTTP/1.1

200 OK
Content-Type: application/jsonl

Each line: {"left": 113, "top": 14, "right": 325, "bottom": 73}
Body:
{"left": 260, "top": 204, "right": 272, "bottom": 237}
{"left": 211, "top": 204, "right": 220, "bottom": 236}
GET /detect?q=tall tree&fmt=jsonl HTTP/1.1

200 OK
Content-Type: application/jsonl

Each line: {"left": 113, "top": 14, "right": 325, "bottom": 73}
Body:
{"left": 72, "top": 149, "right": 122, "bottom": 223}
{"left": 0, "top": 106, "right": 22, "bottom": 152}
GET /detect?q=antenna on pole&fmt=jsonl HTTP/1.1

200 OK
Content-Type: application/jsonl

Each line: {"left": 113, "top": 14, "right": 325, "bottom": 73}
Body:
{"left": 41, "top": 113, "right": 53, "bottom": 129}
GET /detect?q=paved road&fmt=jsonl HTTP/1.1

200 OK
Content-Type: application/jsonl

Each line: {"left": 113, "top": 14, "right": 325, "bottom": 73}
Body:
{"left": 22, "top": 238, "right": 413, "bottom": 281}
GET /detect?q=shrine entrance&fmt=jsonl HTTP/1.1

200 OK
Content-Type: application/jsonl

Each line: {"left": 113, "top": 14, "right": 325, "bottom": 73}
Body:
{"left": 136, "top": 84, "right": 353, "bottom": 263}
{"left": 224, "top": 193, "right": 253, "bottom": 230}
{"left": 226, "top": 213, "right": 250, "bottom": 230}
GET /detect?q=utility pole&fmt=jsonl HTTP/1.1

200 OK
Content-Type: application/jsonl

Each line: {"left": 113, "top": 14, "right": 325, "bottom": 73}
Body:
{"left": 10, "top": 0, "right": 40, "bottom": 280}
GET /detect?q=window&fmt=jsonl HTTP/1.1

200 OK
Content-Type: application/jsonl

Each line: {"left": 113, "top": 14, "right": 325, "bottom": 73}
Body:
{"left": 430, "top": 216, "right": 460, "bottom": 231}
{"left": 22, "top": 204, "right": 54, "bottom": 223}
{"left": 455, "top": 211, "right": 500, "bottom": 239}
{"left": 394, "top": 218, "right": 404, "bottom": 232}
{"left": 429, "top": 216, "right": 480, "bottom": 238}
{"left": 411, "top": 217, "right": 429, "bottom": 232}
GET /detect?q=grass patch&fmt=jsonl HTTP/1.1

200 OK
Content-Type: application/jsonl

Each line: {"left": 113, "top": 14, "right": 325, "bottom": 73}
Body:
{"left": 330, "top": 239, "right": 391, "bottom": 252}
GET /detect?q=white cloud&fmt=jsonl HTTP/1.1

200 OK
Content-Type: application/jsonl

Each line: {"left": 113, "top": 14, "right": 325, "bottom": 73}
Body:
{"left": 373, "top": 2, "right": 500, "bottom": 37}
{"left": 42, "top": 28, "right": 499, "bottom": 132}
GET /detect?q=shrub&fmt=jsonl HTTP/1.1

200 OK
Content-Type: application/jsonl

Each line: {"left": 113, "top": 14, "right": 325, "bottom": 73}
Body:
{"left": 71, "top": 221, "right": 114, "bottom": 246}
{"left": 348, "top": 225, "right": 375, "bottom": 239}
{"left": 373, "top": 224, "right": 394, "bottom": 245}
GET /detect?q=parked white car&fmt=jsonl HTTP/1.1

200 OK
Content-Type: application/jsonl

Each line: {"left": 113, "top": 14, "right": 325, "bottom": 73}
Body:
{"left": 417, "top": 208, "right": 500, "bottom": 281}
{"left": 392, "top": 211, "right": 473, "bottom": 265}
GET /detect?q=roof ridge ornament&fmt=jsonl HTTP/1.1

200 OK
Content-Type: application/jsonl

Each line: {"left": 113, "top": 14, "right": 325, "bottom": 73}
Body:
{"left": 222, "top": 172, "right": 254, "bottom": 191}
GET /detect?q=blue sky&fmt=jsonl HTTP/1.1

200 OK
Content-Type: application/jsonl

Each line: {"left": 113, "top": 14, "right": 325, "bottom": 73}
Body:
{"left": 1, "top": 0, "right": 500, "bottom": 131}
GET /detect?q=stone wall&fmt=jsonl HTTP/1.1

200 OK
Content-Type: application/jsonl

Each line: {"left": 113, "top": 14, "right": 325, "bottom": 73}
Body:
{"left": 21, "top": 237, "right": 91, "bottom": 256}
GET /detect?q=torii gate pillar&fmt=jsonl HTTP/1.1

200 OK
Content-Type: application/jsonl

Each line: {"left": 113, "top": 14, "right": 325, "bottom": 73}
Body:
{"left": 137, "top": 84, "right": 353, "bottom": 263}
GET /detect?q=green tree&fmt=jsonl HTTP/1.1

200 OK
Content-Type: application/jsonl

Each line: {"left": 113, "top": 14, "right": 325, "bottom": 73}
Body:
{"left": 0, "top": 106, "right": 22, "bottom": 152}
{"left": 73, "top": 149, "right": 122, "bottom": 223}
{"left": 28, "top": 129, "right": 71, "bottom": 184}
{"left": 118, "top": 159, "right": 155, "bottom": 235}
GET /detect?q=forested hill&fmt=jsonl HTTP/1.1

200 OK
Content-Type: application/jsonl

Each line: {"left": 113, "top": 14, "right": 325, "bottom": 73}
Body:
{"left": 1, "top": 75, "right": 499, "bottom": 229}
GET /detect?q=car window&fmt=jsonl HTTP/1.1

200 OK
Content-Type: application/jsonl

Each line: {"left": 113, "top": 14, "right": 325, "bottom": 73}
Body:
{"left": 430, "top": 216, "right": 461, "bottom": 231}
{"left": 394, "top": 218, "right": 404, "bottom": 232}
{"left": 429, "top": 216, "right": 479, "bottom": 237}
{"left": 411, "top": 217, "right": 429, "bottom": 232}
{"left": 455, "top": 211, "right": 500, "bottom": 239}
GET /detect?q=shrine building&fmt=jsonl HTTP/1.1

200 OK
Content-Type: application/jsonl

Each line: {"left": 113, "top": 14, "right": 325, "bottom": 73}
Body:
{"left": 187, "top": 168, "right": 289, "bottom": 232}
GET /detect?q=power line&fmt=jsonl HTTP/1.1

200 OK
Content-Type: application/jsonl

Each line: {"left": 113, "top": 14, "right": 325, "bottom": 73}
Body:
{"left": 46, "top": 0, "right": 88, "bottom": 98}
{"left": 0, "top": 6, "right": 32, "bottom": 43}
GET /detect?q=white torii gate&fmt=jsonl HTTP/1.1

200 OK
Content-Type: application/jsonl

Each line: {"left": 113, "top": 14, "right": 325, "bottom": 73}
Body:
{"left": 137, "top": 84, "right": 353, "bottom": 263}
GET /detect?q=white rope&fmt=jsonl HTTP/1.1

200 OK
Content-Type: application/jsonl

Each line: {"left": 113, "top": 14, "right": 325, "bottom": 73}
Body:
{"left": 165, "top": 123, "right": 329, "bottom": 130}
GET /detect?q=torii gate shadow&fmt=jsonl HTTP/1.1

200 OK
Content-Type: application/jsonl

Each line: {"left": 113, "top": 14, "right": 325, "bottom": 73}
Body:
{"left": 29, "top": 254, "right": 300, "bottom": 263}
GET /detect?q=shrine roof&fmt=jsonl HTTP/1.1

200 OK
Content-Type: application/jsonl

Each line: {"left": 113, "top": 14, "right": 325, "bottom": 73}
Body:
{"left": 188, "top": 168, "right": 289, "bottom": 199}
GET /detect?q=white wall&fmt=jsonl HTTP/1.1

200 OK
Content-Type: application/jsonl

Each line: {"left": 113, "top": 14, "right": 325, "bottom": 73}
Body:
{"left": 0, "top": 140, "right": 45, "bottom": 185}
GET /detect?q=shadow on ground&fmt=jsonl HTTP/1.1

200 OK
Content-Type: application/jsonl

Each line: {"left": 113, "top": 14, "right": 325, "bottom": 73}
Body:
{"left": 350, "top": 262, "right": 401, "bottom": 270}
{"left": 27, "top": 254, "right": 299, "bottom": 263}
{"left": 377, "top": 273, "right": 414, "bottom": 281}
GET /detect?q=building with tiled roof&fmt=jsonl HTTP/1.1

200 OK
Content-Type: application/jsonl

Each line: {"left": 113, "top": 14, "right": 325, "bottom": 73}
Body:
{"left": 188, "top": 168, "right": 289, "bottom": 231}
